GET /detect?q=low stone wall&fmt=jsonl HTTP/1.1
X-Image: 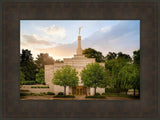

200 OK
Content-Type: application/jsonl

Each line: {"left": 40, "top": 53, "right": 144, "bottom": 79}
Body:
{"left": 90, "top": 87, "right": 105, "bottom": 96}
{"left": 20, "top": 85, "right": 53, "bottom": 94}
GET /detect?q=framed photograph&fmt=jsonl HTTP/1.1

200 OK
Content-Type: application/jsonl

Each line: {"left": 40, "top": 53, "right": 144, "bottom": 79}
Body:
{"left": 20, "top": 20, "right": 140, "bottom": 101}
{"left": 1, "top": 1, "right": 158, "bottom": 119}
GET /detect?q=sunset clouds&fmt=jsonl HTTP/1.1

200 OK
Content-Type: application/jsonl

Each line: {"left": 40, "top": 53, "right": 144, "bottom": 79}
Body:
{"left": 22, "top": 34, "right": 52, "bottom": 46}
{"left": 20, "top": 20, "right": 140, "bottom": 60}
{"left": 43, "top": 25, "right": 66, "bottom": 39}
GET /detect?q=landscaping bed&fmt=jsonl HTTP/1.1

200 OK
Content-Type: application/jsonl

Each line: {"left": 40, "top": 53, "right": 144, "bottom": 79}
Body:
{"left": 104, "top": 93, "right": 140, "bottom": 98}
{"left": 86, "top": 95, "right": 106, "bottom": 98}
{"left": 31, "top": 86, "right": 49, "bottom": 88}
{"left": 20, "top": 92, "right": 55, "bottom": 96}
{"left": 54, "top": 95, "right": 75, "bottom": 98}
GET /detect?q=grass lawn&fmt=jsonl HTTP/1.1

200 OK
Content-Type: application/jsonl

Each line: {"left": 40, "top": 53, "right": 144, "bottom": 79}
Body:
{"left": 105, "top": 93, "right": 140, "bottom": 98}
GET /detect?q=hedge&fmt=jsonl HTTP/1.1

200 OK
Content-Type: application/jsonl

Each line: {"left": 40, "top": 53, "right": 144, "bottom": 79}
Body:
{"left": 20, "top": 92, "right": 55, "bottom": 96}
{"left": 21, "top": 81, "right": 36, "bottom": 85}
{"left": 54, "top": 95, "right": 75, "bottom": 98}
{"left": 86, "top": 95, "right": 105, "bottom": 98}
{"left": 105, "top": 88, "right": 123, "bottom": 93}
{"left": 47, "top": 92, "right": 55, "bottom": 95}
{"left": 58, "top": 92, "right": 64, "bottom": 95}
{"left": 31, "top": 86, "right": 49, "bottom": 88}
{"left": 95, "top": 92, "right": 101, "bottom": 96}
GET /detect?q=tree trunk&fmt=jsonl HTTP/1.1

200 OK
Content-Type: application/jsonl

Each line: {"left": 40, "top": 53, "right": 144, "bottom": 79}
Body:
{"left": 86, "top": 87, "right": 88, "bottom": 96}
{"left": 64, "top": 86, "right": 66, "bottom": 95}
{"left": 94, "top": 87, "right": 96, "bottom": 95}
{"left": 73, "top": 89, "right": 74, "bottom": 96}
{"left": 133, "top": 88, "right": 135, "bottom": 96}
{"left": 125, "top": 90, "right": 128, "bottom": 95}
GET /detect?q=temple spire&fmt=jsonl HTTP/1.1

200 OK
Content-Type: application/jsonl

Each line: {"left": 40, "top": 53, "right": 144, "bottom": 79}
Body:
{"left": 76, "top": 27, "right": 82, "bottom": 55}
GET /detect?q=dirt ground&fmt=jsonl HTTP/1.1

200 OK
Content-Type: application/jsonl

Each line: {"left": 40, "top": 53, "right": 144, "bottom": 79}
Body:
{"left": 20, "top": 95, "right": 139, "bottom": 100}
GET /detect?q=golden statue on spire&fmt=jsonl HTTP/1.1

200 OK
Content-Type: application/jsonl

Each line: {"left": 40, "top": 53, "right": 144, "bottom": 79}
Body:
{"left": 79, "top": 27, "right": 82, "bottom": 35}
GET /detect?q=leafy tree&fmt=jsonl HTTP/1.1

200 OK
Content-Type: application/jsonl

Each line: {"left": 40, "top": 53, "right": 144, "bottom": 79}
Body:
{"left": 132, "top": 49, "right": 140, "bottom": 95}
{"left": 133, "top": 49, "right": 140, "bottom": 66}
{"left": 20, "top": 49, "right": 33, "bottom": 62}
{"left": 36, "top": 68, "right": 45, "bottom": 84}
{"left": 105, "top": 52, "right": 117, "bottom": 61}
{"left": 82, "top": 48, "right": 104, "bottom": 62}
{"left": 105, "top": 59, "right": 128, "bottom": 89}
{"left": 131, "top": 65, "right": 140, "bottom": 96}
{"left": 100, "top": 69, "right": 112, "bottom": 91}
{"left": 105, "top": 59, "right": 117, "bottom": 74}
{"left": 52, "top": 65, "right": 79, "bottom": 95}
{"left": 104, "top": 50, "right": 140, "bottom": 95}
{"left": 20, "top": 49, "right": 37, "bottom": 82}
{"left": 118, "top": 64, "right": 139, "bottom": 95}
{"left": 117, "top": 52, "right": 132, "bottom": 61}
{"left": 105, "top": 52, "right": 132, "bottom": 90}
{"left": 81, "top": 63, "right": 105, "bottom": 94}
{"left": 35, "top": 53, "right": 54, "bottom": 70}
{"left": 118, "top": 64, "right": 132, "bottom": 94}
{"left": 55, "top": 59, "right": 63, "bottom": 63}
{"left": 20, "top": 70, "right": 25, "bottom": 85}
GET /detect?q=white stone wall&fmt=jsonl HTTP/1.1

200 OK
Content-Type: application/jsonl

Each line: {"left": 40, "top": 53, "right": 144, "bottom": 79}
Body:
{"left": 45, "top": 65, "right": 54, "bottom": 86}
{"left": 53, "top": 85, "right": 69, "bottom": 95}
{"left": 96, "top": 87, "right": 105, "bottom": 94}
{"left": 90, "top": 88, "right": 95, "bottom": 96}
{"left": 20, "top": 85, "right": 52, "bottom": 94}
{"left": 90, "top": 87, "right": 105, "bottom": 95}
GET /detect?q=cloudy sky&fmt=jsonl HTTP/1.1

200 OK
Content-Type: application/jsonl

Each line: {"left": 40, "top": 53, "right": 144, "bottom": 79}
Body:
{"left": 20, "top": 20, "right": 140, "bottom": 60}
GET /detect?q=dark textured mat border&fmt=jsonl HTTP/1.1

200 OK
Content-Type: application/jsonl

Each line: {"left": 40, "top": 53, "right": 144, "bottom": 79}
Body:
{"left": 1, "top": 1, "right": 158, "bottom": 119}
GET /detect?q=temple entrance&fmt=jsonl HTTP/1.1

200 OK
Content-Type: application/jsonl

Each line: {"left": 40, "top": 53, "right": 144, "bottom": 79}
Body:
{"left": 72, "top": 86, "right": 87, "bottom": 96}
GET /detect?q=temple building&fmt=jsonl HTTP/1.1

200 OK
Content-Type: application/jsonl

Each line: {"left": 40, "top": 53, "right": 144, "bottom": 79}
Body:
{"left": 45, "top": 28, "right": 105, "bottom": 96}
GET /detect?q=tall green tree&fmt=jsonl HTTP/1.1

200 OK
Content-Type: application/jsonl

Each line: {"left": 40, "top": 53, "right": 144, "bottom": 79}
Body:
{"left": 20, "top": 49, "right": 37, "bottom": 81}
{"left": 133, "top": 49, "right": 140, "bottom": 66}
{"left": 118, "top": 64, "right": 133, "bottom": 94}
{"left": 82, "top": 48, "right": 104, "bottom": 62}
{"left": 105, "top": 52, "right": 117, "bottom": 61}
{"left": 81, "top": 63, "right": 105, "bottom": 94}
{"left": 20, "top": 70, "right": 25, "bottom": 85}
{"left": 35, "top": 53, "right": 54, "bottom": 70}
{"left": 55, "top": 59, "right": 63, "bottom": 63}
{"left": 36, "top": 68, "right": 45, "bottom": 84}
{"left": 133, "top": 49, "right": 140, "bottom": 95}
{"left": 118, "top": 64, "right": 140, "bottom": 95}
{"left": 130, "top": 65, "right": 140, "bottom": 96}
{"left": 20, "top": 49, "right": 33, "bottom": 62}
{"left": 117, "top": 52, "right": 132, "bottom": 62}
{"left": 105, "top": 52, "right": 132, "bottom": 90}
{"left": 100, "top": 69, "right": 111, "bottom": 90}
{"left": 52, "top": 65, "right": 79, "bottom": 95}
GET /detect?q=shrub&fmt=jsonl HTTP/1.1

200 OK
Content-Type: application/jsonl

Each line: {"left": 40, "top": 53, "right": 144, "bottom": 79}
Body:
{"left": 58, "top": 92, "right": 64, "bottom": 95}
{"left": 105, "top": 88, "right": 122, "bottom": 93}
{"left": 47, "top": 92, "right": 55, "bottom": 95}
{"left": 31, "top": 93, "right": 46, "bottom": 96}
{"left": 95, "top": 93, "right": 100, "bottom": 96}
{"left": 20, "top": 92, "right": 48, "bottom": 96}
{"left": 30, "top": 86, "right": 49, "bottom": 88}
{"left": 86, "top": 95, "right": 105, "bottom": 98}
{"left": 21, "top": 81, "right": 36, "bottom": 85}
{"left": 42, "top": 82, "right": 46, "bottom": 85}
{"left": 54, "top": 95, "right": 75, "bottom": 98}
{"left": 102, "top": 93, "right": 107, "bottom": 95}
{"left": 31, "top": 86, "right": 36, "bottom": 88}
